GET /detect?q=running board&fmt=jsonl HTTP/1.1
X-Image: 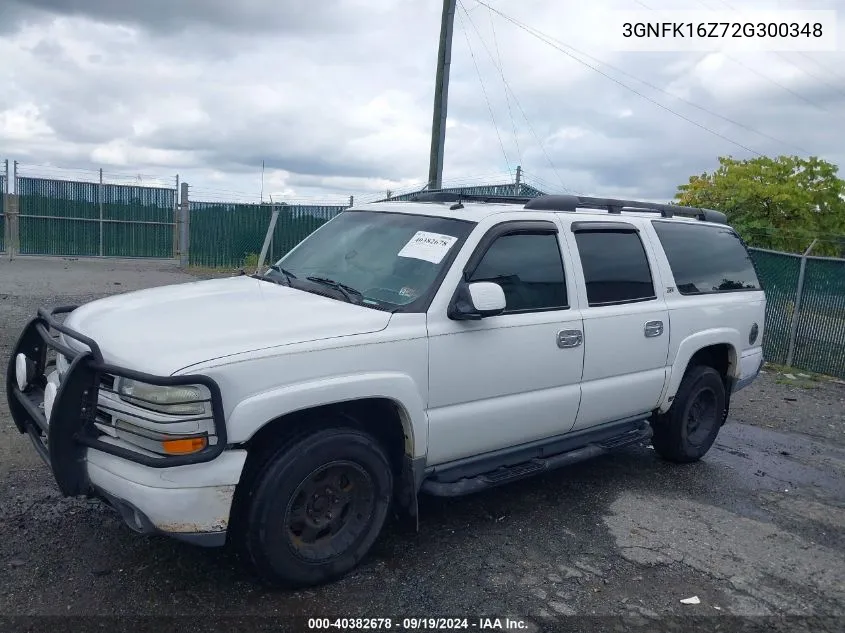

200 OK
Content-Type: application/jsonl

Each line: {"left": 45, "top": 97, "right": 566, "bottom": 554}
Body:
{"left": 421, "top": 424, "right": 653, "bottom": 497}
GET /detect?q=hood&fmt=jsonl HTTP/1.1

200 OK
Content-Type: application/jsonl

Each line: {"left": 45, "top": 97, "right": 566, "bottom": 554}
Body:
{"left": 61, "top": 275, "right": 392, "bottom": 375}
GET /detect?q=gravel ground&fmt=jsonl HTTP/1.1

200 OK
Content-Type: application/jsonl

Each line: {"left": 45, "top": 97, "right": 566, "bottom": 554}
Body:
{"left": 1, "top": 256, "right": 844, "bottom": 630}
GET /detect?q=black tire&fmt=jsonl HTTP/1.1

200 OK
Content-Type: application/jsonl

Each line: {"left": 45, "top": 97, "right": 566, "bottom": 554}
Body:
{"left": 237, "top": 427, "right": 393, "bottom": 588}
{"left": 651, "top": 365, "right": 726, "bottom": 463}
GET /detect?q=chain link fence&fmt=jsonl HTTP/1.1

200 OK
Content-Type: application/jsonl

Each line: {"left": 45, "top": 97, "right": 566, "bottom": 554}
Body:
{"left": 187, "top": 201, "right": 347, "bottom": 269}
{"left": 749, "top": 247, "right": 845, "bottom": 379}
{"left": 16, "top": 176, "right": 177, "bottom": 258}
{"left": 379, "top": 181, "right": 547, "bottom": 201}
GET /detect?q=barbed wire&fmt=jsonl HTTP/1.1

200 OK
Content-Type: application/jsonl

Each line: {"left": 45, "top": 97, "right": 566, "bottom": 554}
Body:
{"left": 6, "top": 160, "right": 529, "bottom": 204}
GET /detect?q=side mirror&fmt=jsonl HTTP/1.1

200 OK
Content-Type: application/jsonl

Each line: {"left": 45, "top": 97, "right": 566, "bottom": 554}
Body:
{"left": 448, "top": 281, "right": 506, "bottom": 320}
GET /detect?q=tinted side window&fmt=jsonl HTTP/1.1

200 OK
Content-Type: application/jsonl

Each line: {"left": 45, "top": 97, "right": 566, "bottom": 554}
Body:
{"left": 651, "top": 221, "right": 761, "bottom": 295}
{"left": 574, "top": 230, "right": 656, "bottom": 306}
{"left": 469, "top": 232, "right": 568, "bottom": 312}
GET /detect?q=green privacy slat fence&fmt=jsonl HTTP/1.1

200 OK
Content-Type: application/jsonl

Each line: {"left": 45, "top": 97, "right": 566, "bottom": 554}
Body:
{"left": 269, "top": 205, "right": 346, "bottom": 263}
{"left": 749, "top": 248, "right": 845, "bottom": 379}
{"left": 792, "top": 256, "right": 845, "bottom": 378}
{"left": 747, "top": 248, "right": 801, "bottom": 366}
{"left": 16, "top": 177, "right": 176, "bottom": 258}
{"left": 381, "top": 182, "right": 547, "bottom": 202}
{"left": 0, "top": 174, "right": 5, "bottom": 252}
{"left": 188, "top": 202, "right": 347, "bottom": 268}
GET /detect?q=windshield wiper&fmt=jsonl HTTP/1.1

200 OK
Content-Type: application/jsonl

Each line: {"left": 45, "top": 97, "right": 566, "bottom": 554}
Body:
{"left": 251, "top": 265, "right": 296, "bottom": 286}
{"left": 306, "top": 276, "right": 364, "bottom": 304}
{"left": 269, "top": 264, "right": 297, "bottom": 285}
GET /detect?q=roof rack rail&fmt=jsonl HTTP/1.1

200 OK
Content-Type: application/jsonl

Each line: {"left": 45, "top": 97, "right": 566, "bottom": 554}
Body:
{"left": 404, "top": 191, "right": 536, "bottom": 205}
{"left": 523, "top": 194, "right": 727, "bottom": 225}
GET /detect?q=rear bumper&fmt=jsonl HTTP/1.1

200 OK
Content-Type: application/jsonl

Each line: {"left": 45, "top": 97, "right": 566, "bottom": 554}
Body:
{"left": 6, "top": 306, "right": 241, "bottom": 546}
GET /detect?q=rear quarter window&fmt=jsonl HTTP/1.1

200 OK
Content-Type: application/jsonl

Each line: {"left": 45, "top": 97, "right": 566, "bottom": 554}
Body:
{"left": 651, "top": 220, "right": 761, "bottom": 295}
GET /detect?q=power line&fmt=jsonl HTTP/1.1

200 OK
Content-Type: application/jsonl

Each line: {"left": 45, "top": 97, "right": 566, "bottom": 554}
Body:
{"left": 483, "top": 1, "right": 522, "bottom": 166}
{"left": 519, "top": 169, "right": 575, "bottom": 195}
{"left": 780, "top": 54, "right": 845, "bottom": 96}
{"left": 689, "top": 0, "right": 838, "bottom": 109}
{"left": 458, "top": 3, "right": 575, "bottom": 192}
{"left": 476, "top": 0, "right": 812, "bottom": 154}
{"left": 706, "top": 0, "right": 845, "bottom": 86}
{"left": 475, "top": 0, "right": 765, "bottom": 157}
{"left": 790, "top": 53, "right": 845, "bottom": 84}
{"left": 494, "top": 3, "right": 811, "bottom": 154}
{"left": 457, "top": 9, "right": 512, "bottom": 176}
{"left": 492, "top": 1, "right": 811, "bottom": 154}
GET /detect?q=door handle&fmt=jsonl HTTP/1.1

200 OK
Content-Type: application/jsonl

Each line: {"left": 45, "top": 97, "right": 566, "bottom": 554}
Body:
{"left": 644, "top": 320, "right": 664, "bottom": 338}
{"left": 557, "top": 329, "right": 583, "bottom": 348}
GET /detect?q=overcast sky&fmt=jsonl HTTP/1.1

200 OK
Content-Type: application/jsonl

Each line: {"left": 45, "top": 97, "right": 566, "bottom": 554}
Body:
{"left": 1, "top": 0, "right": 843, "bottom": 204}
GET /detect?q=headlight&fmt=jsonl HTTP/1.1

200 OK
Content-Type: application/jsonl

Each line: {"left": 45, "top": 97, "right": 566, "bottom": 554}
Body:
{"left": 116, "top": 378, "right": 209, "bottom": 416}
{"left": 15, "top": 353, "right": 35, "bottom": 391}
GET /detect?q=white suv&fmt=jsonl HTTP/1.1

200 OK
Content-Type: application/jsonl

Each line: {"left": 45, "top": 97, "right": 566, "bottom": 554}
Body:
{"left": 7, "top": 192, "right": 766, "bottom": 588}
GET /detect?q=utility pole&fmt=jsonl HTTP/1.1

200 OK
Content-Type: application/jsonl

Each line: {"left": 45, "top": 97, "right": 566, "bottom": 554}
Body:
{"left": 427, "top": 0, "right": 457, "bottom": 191}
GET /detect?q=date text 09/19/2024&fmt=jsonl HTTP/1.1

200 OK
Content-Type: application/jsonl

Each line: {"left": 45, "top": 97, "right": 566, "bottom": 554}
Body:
{"left": 307, "top": 618, "right": 530, "bottom": 630}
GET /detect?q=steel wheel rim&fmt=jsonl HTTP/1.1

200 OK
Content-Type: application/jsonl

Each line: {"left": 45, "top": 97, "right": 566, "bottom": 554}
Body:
{"left": 283, "top": 460, "right": 376, "bottom": 562}
{"left": 685, "top": 387, "right": 718, "bottom": 446}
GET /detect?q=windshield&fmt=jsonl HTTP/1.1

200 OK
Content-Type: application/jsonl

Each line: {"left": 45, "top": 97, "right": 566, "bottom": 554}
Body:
{"left": 270, "top": 210, "right": 475, "bottom": 310}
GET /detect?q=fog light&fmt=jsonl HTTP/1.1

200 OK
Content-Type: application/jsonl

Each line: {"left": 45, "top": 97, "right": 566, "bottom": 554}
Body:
{"left": 15, "top": 354, "right": 33, "bottom": 391}
{"left": 44, "top": 382, "right": 58, "bottom": 422}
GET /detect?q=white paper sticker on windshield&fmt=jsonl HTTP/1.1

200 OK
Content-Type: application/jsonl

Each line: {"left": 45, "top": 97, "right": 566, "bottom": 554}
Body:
{"left": 397, "top": 231, "right": 458, "bottom": 264}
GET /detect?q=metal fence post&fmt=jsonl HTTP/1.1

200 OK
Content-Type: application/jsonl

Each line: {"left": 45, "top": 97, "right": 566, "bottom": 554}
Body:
{"left": 173, "top": 174, "right": 180, "bottom": 259}
{"left": 98, "top": 168, "right": 104, "bottom": 257}
{"left": 9, "top": 160, "right": 18, "bottom": 260}
{"left": 785, "top": 239, "right": 818, "bottom": 367}
{"left": 256, "top": 204, "right": 280, "bottom": 274}
{"left": 265, "top": 202, "right": 275, "bottom": 263}
{"left": 179, "top": 182, "right": 190, "bottom": 268}
{"left": 3, "top": 159, "right": 8, "bottom": 260}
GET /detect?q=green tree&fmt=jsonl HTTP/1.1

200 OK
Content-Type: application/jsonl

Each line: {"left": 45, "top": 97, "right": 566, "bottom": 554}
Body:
{"left": 675, "top": 155, "right": 845, "bottom": 256}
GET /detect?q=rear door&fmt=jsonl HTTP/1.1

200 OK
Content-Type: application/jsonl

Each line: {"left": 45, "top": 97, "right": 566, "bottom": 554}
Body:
{"left": 563, "top": 219, "right": 670, "bottom": 431}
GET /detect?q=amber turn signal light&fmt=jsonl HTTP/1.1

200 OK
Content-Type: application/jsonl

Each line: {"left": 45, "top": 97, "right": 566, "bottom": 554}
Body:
{"left": 161, "top": 436, "right": 208, "bottom": 455}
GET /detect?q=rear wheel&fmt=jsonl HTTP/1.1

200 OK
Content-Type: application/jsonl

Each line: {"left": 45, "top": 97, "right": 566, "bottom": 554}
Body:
{"left": 237, "top": 427, "right": 393, "bottom": 588}
{"left": 651, "top": 365, "right": 726, "bottom": 463}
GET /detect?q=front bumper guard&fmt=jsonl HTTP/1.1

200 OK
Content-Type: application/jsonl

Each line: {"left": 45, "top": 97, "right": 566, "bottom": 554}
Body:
{"left": 6, "top": 306, "right": 228, "bottom": 498}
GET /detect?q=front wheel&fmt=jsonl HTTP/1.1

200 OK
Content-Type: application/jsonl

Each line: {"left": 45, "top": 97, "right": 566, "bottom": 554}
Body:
{"left": 651, "top": 365, "right": 726, "bottom": 463}
{"left": 239, "top": 427, "right": 394, "bottom": 588}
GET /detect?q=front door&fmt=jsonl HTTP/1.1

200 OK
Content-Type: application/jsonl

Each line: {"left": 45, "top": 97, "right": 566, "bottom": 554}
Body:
{"left": 425, "top": 219, "right": 585, "bottom": 466}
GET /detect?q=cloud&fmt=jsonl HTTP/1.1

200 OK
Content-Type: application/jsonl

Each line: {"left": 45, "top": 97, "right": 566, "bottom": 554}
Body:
{"left": 0, "top": 0, "right": 844, "bottom": 204}
{"left": 1, "top": 0, "right": 351, "bottom": 35}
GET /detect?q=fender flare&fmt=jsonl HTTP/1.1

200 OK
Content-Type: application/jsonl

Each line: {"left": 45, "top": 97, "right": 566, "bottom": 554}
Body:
{"left": 224, "top": 371, "right": 428, "bottom": 459}
{"left": 657, "top": 329, "right": 740, "bottom": 413}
